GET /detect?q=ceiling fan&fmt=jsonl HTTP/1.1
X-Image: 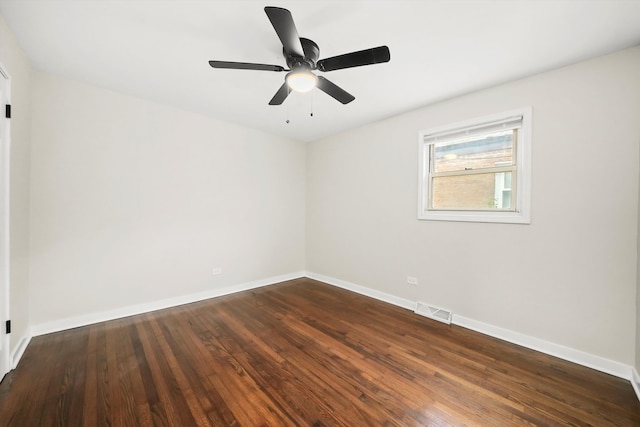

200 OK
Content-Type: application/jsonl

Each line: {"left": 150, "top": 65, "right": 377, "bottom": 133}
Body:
{"left": 209, "top": 6, "right": 390, "bottom": 105}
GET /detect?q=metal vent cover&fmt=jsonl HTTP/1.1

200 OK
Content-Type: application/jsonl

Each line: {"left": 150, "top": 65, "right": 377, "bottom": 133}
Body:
{"left": 415, "top": 302, "right": 452, "bottom": 325}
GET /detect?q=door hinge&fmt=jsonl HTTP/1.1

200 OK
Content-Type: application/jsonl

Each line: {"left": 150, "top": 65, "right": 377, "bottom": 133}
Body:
{"left": 5, "top": 104, "right": 10, "bottom": 119}
{"left": 5, "top": 320, "right": 10, "bottom": 334}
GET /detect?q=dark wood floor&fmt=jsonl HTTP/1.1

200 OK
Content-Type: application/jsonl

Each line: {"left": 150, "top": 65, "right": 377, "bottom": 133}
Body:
{"left": 1, "top": 278, "right": 639, "bottom": 426}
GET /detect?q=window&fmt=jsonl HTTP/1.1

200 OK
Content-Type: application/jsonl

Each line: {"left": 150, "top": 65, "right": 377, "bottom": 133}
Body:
{"left": 418, "top": 108, "right": 531, "bottom": 223}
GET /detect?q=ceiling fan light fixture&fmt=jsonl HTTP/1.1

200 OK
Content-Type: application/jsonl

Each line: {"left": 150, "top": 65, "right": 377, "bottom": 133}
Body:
{"left": 209, "top": 7, "right": 390, "bottom": 105}
{"left": 286, "top": 70, "right": 318, "bottom": 93}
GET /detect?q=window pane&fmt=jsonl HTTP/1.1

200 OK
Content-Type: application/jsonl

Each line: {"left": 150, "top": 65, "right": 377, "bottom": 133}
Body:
{"left": 431, "top": 172, "right": 514, "bottom": 210}
{"left": 433, "top": 130, "right": 514, "bottom": 173}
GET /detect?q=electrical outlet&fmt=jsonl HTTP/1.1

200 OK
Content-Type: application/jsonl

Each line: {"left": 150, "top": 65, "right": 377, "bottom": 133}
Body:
{"left": 212, "top": 267, "right": 222, "bottom": 276}
{"left": 407, "top": 276, "right": 418, "bottom": 285}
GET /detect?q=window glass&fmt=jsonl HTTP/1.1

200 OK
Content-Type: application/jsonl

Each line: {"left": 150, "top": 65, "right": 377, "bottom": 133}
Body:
{"left": 432, "top": 130, "right": 514, "bottom": 173}
{"left": 431, "top": 171, "right": 513, "bottom": 210}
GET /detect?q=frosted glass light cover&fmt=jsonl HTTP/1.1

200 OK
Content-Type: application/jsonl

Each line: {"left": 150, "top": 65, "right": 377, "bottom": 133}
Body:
{"left": 286, "top": 71, "right": 317, "bottom": 93}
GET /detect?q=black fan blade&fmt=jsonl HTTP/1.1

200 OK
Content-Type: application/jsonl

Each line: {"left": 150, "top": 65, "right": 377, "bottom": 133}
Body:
{"left": 316, "top": 76, "right": 355, "bottom": 104}
{"left": 264, "top": 7, "right": 305, "bottom": 58}
{"left": 269, "top": 82, "right": 291, "bottom": 105}
{"left": 317, "top": 46, "right": 390, "bottom": 72}
{"left": 209, "top": 60, "right": 285, "bottom": 72}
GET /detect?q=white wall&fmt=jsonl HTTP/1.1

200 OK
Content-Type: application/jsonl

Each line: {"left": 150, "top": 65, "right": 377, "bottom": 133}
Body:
{"left": 0, "top": 14, "right": 31, "bottom": 359}
{"left": 29, "top": 72, "right": 305, "bottom": 326}
{"left": 307, "top": 46, "right": 640, "bottom": 366}
{"left": 636, "top": 135, "right": 640, "bottom": 377}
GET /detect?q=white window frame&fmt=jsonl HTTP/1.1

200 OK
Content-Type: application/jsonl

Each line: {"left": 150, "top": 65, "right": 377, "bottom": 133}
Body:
{"left": 418, "top": 107, "right": 532, "bottom": 224}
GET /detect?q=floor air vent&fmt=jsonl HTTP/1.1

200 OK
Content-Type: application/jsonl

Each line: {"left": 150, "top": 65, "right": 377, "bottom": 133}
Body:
{"left": 414, "top": 302, "right": 452, "bottom": 325}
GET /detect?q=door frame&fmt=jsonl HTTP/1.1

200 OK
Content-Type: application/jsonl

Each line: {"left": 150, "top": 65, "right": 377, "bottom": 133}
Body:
{"left": 0, "top": 62, "right": 11, "bottom": 379}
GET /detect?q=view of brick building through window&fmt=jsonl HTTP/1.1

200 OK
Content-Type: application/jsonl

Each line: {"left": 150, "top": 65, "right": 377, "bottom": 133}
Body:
{"left": 430, "top": 132, "right": 514, "bottom": 210}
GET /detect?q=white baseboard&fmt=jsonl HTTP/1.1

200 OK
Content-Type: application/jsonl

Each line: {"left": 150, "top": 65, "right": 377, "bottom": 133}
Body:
{"left": 304, "top": 271, "right": 635, "bottom": 384}
{"left": 453, "top": 315, "right": 632, "bottom": 380}
{"left": 305, "top": 272, "right": 417, "bottom": 311}
{"left": 31, "top": 271, "right": 305, "bottom": 337}
{"left": 632, "top": 368, "right": 640, "bottom": 402}
{"left": 11, "top": 332, "right": 31, "bottom": 369}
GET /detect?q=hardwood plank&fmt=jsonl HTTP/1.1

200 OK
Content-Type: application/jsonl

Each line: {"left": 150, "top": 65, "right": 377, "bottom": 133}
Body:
{"left": 1, "top": 278, "right": 639, "bottom": 426}
{"left": 135, "top": 314, "right": 197, "bottom": 426}
{"left": 81, "top": 325, "right": 98, "bottom": 427}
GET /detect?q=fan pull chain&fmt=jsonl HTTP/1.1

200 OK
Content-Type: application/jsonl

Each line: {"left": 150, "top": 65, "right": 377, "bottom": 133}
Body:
{"left": 310, "top": 93, "right": 314, "bottom": 117}
{"left": 285, "top": 103, "right": 290, "bottom": 124}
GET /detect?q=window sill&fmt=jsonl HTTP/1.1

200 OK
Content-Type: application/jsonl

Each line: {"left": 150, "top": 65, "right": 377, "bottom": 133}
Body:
{"left": 418, "top": 210, "right": 530, "bottom": 224}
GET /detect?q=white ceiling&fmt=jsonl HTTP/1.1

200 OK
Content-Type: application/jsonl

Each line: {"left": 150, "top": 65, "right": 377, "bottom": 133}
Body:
{"left": 1, "top": 0, "right": 640, "bottom": 142}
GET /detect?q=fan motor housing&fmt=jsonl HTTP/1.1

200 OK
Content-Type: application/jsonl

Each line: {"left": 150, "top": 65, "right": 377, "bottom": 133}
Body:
{"left": 285, "top": 37, "right": 320, "bottom": 69}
